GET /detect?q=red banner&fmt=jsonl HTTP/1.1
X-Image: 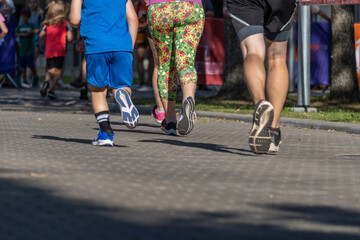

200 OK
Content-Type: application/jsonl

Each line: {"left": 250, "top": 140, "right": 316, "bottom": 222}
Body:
{"left": 354, "top": 24, "right": 360, "bottom": 86}
{"left": 195, "top": 18, "right": 225, "bottom": 86}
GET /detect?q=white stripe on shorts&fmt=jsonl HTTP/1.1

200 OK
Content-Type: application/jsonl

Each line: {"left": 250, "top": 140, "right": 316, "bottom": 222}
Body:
{"left": 280, "top": 3, "right": 298, "bottom": 31}
{"left": 229, "top": 12, "right": 250, "bottom": 27}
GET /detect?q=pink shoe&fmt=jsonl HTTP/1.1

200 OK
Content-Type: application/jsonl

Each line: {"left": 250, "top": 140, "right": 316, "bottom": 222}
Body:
{"left": 151, "top": 105, "right": 165, "bottom": 124}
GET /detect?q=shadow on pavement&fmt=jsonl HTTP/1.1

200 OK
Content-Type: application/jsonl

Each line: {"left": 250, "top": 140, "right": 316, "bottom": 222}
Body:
{"left": 0, "top": 175, "right": 359, "bottom": 239}
{"left": 112, "top": 122, "right": 160, "bottom": 129}
{"left": 32, "top": 135, "right": 127, "bottom": 148}
{"left": 259, "top": 203, "right": 360, "bottom": 227}
{"left": 139, "top": 139, "right": 256, "bottom": 156}
{"left": 110, "top": 128, "right": 166, "bottom": 136}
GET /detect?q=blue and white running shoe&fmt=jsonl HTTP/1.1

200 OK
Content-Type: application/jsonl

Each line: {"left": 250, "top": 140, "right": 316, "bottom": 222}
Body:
{"left": 115, "top": 88, "right": 139, "bottom": 129}
{"left": 92, "top": 128, "right": 114, "bottom": 146}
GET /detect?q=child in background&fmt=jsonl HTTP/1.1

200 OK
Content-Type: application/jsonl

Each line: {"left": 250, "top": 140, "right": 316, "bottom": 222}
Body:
{"left": 69, "top": 0, "right": 139, "bottom": 146}
{"left": 0, "top": 12, "right": 8, "bottom": 39}
{"left": 26, "top": 0, "right": 43, "bottom": 87}
{"left": 40, "top": 1, "right": 73, "bottom": 99}
{"left": 16, "top": 8, "right": 39, "bottom": 89}
{"left": 134, "top": 0, "right": 153, "bottom": 92}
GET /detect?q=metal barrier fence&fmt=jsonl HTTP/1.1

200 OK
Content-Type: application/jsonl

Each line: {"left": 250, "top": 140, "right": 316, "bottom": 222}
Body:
{"left": 296, "top": 0, "right": 360, "bottom": 109}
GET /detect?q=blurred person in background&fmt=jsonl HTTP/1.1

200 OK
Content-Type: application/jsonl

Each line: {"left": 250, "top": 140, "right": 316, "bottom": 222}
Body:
{"left": 19, "top": 0, "right": 43, "bottom": 88}
{"left": 134, "top": 0, "right": 154, "bottom": 92}
{"left": 0, "top": 0, "right": 15, "bottom": 20}
{"left": 16, "top": 8, "right": 39, "bottom": 88}
{"left": 75, "top": 27, "right": 88, "bottom": 100}
{"left": 42, "top": 0, "right": 69, "bottom": 89}
{"left": 0, "top": 12, "right": 8, "bottom": 39}
{"left": 40, "top": 0, "right": 73, "bottom": 99}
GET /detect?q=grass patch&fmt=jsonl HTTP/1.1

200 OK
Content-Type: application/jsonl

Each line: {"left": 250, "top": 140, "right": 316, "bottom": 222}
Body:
{"left": 39, "top": 76, "right": 76, "bottom": 84}
{"left": 132, "top": 95, "right": 360, "bottom": 124}
{"left": 32, "top": 75, "right": 359, "bottom": 124}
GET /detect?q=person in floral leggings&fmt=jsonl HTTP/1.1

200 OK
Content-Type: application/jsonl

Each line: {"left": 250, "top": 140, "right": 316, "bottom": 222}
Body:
{"left": 147, "top": 0, "right": 204, "bottom": 135}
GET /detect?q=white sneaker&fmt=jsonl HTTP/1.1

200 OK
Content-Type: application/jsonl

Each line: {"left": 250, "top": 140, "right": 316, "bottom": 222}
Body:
{"left": 115, "top": 88, "right": 139, "bottom": 129}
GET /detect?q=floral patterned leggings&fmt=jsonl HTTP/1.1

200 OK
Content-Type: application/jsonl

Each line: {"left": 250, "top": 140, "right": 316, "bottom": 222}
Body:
{"left": 148, "top": 1, "right": 205, "bottom": 100}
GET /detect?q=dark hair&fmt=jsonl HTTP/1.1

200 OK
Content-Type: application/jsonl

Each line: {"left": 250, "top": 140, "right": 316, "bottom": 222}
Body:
{"left": 20, "top": 8, "right": 31, "bottom": 18}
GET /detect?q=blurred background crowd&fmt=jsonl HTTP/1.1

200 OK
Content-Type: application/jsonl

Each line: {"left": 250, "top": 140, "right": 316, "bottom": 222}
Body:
{"left": 2, "top": 0, "right": 359, "bottom": 100}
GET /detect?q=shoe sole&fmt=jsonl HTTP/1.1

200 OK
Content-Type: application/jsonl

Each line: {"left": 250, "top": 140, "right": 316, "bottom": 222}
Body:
{"left": 178, "top": 97, "right": 195, "bottom": 136}
{"left": 249, "top": 100, "right": 274, "bottom": 154}
{"left": 161, "top": 127, "right": 177, "bottom": 135}
{"left": 40, "top": 81, "right": 50, "bottom": 97}
{"left": 115, "top": 89, "right": 139, "bottom": 129}
{"left": 152, "top": 114, "right": 163, "bottom": 124}
{"left": 92, "top": 139, "right": 114, "bottom": 146}
{"left": 151, "top": 107, "right": 164, "bottom": 124}
{"left": 269, "top": 141, "right": 282, "bottom": 152}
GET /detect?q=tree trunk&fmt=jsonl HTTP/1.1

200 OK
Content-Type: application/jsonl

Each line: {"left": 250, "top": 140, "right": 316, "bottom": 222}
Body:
{"left": 330, "top": 5, "right": 359, "bottom": 102}
{"left": 217, "top": 6, "right": 250, "bottom": 100}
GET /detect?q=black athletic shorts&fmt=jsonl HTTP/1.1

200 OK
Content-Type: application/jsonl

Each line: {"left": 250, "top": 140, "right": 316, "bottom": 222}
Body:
{"left": 46, "top": 57, "right": 65, "bottom": 70}
{"left": 227, "top": 0, "right": 297, "bottom": 42}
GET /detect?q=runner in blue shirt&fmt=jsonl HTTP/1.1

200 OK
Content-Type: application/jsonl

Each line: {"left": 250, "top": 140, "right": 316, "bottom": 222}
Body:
{"left": 70, "top": 0, "right": 139, "bottom": 146}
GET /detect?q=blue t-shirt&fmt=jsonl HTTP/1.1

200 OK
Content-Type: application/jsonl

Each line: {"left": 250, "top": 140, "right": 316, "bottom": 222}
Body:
{"left": 80, "top": 0, "right": 133, "bottom": 54}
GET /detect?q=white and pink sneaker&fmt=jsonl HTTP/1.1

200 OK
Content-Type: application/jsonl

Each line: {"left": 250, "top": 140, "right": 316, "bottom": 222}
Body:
{"left": 151, "top": 105, "right": 166, "bottom": 124}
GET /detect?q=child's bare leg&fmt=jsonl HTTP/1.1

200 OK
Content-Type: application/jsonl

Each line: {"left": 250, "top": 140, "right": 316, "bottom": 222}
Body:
{"left": 49, "top": 68, "right": 62, "bottom": 92}
{"left": 81, "top": 56, "right": 87, "bottom": 84}
{"left": 91, "top": 85, "right": 113, "bottom": 144}
{"left": 111, "top": 87, "right": 132, "bottom": 96}
{"left": 91, "top": 86, "right": 109, "bottom": 113}
{"left": 45, "top": 71, "right": 51, "bottom": 82}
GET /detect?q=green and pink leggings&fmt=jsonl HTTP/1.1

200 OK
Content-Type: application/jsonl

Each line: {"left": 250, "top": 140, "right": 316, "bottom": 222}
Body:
{"left": 148, "top": 1, "right": 205, "bottom": 101}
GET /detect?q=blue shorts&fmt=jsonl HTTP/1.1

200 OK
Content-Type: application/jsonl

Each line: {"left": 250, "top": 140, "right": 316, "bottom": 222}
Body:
{"left": 18, "top": 54, "right": 35, "bottom": 69}
{"left": 85, "top": 51, "right": 133, "bottom": 89}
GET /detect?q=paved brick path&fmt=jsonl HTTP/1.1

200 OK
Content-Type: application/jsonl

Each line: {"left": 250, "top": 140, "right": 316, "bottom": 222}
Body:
{"left": 0, "top": 110, "right": 359, "bottom": 240}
